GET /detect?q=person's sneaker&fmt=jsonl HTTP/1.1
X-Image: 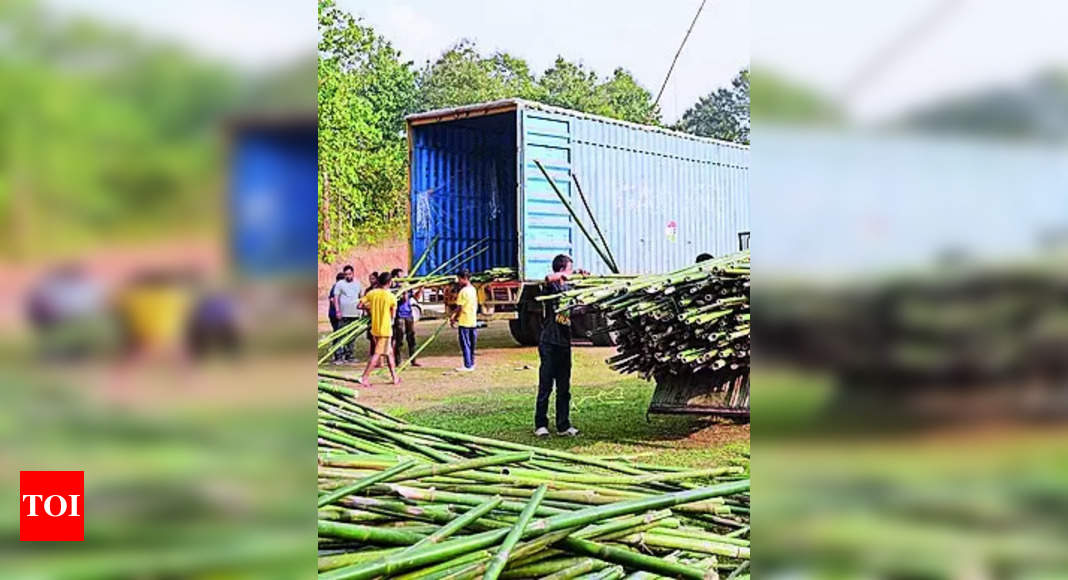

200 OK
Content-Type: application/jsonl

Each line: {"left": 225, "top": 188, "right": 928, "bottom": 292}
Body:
{"left": 454, "top": 366, "right": 475, "bottom": 372}
{"left": 410, "top": 361, "right": 422, "bottom": 367}
{"left": 534, "top": 427, "right": 550, "bottom": 437}
{"left": 558, "top": 427, "right": 580, "bottom": 437}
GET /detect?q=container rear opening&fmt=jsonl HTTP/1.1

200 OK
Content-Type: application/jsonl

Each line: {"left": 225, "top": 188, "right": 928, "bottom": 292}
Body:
{"left": 409, "top": 111, "right": 518, "bottom": 277}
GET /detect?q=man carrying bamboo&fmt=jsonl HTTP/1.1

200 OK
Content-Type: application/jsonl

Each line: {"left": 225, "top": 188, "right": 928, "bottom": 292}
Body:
{"left": 356, "top": 271, "right": 400, "bottom": 386}
{"left": 535, "top": 254, "right": 586, "bottom": 437}
{"left": 450, "top": 269, "right": 478, "bottom": 372}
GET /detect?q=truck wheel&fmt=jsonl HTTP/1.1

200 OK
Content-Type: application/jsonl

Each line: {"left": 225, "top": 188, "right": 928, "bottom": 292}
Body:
{"left": 509, "top": 315, "right": 540, "bottom": 346}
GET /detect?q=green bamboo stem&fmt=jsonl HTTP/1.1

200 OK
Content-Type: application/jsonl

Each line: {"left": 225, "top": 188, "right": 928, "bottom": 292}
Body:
{"left": 411, "top": 235, "right": 440, "bottom": 275}
{"left": 483, "top": 484, "right": 548, "bottom": 580}
{"left": 497, "top": 557, "right": 591, "bottom": 579}
{"left": 616, "top": 531, "right": 750, "bottom": 558}
{"left": 533, "top": 159, "right": 618, "bottom": 273}
{"left": 438, "top": 528, "right": 575, "bottom": 580}
{"left": 389, "top": 451, "right": 532, "bottom": 482}
{"left": 318, "top": 459, "right": 417, "bottom": 508}
{"left": 401, "top": 496, "right": 503, "bottom": 554}
{"left": 559, "top": 536, "right": 707, "bottom": 580}
{"left": 540, "top": 558, "right": 611, "bottom": 580}
{"left": 396, "top": 317, "right": 449, "bottom": 372}
{"left": 425, "top": 237, "right": 489, "bottom": 278}
{"left": 571, "top": 172, "right": 619, "bottom": 273}
{"left": 651, "top": 525, "right": 750, "bottom": 546}
{"left": 378, "top": 421, "right": 648, "bottom": 475}
{"left": 317, "top": 520, "right": 427, "bottom": 546}
{"left": 385, "top": 484, "right": 565, "bottom": 517}
{"left": 725, "top": 560, "right": 750, "bottom": 580}
{"left": 319, "top": 546, "right": 403, "bottom": 572}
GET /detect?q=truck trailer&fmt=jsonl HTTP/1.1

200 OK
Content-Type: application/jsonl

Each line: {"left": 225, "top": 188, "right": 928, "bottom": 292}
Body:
{"left": 406, "top": 99, "right": 749, "bottom": 345}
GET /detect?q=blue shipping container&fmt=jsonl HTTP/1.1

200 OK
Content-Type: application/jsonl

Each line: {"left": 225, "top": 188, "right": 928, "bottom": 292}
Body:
{"left": 408, "top": 99, "right": 749, "bottom": 279}
{"left": 228, "top": 118, "right": 318, "bottom": 278}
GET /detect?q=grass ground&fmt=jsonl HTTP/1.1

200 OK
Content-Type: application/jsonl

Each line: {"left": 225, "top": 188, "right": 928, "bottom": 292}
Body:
{"left": 320, "top": 319, "right": 750, "bottom": 469}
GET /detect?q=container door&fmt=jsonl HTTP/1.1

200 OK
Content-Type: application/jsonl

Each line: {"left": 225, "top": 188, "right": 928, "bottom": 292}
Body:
{"left": 229, "top": 125, "right": 318, "bottom": 279}
{"left": 520, "top": 109, "right": 573, "bottom": 279}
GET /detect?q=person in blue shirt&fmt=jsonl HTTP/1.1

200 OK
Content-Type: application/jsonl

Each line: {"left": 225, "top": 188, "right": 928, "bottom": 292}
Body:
{"left": 390, "top": 268, "right": 421, "bottom": 367}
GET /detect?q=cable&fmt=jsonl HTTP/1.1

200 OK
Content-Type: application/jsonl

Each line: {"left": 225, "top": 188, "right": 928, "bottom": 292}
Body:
{"left": 654, "top": 0, "right": 708, "bottom": 107}
{"left": 838, "top": 0, "right": 963, "bottom": 104}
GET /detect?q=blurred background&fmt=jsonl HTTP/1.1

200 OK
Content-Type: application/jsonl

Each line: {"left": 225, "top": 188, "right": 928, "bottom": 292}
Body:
{"left": 0, "top": 0, "right": 315, "bottom": 576}
{"left": 752, "top": 0, "right": 1068, "bottom": 577}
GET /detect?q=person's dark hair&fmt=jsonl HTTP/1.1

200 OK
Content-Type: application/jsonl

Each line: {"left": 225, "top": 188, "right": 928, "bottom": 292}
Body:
{"left": 390, "top": 268, "right": 403, "bottom": 278}
{"left": 377, "top": 271, "right": 392, "bottom": 287}
{"left": 343, "top": 265, "right": 354, "bottom": 273}
{"left": 551, "top": 254, "right": 572, "bottom": 273}
{"left": 696, "top": 253, "right": 714, "bottom": 263}
{"left": 457, "top": 268, "right": 471, "bottom": 281}
{"left": 335, "top": 272, "right": 345, "bottom": 281}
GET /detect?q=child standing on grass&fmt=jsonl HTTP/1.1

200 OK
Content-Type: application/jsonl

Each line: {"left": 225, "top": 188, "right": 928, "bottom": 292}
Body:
{"left": 357, "top": 272, "right": 400, "bottom": 386}
{"left": 450, "top": 269, "right": 478, "bottom": 372}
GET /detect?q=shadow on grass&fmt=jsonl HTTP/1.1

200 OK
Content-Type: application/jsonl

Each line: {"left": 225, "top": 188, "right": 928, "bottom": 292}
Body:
{"left": 399, "top": 380, "right": 747, "bottom": 466}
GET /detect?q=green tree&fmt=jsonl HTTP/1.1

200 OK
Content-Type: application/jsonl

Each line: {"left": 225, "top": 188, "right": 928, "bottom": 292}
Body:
{"left": 600, "top": 68, "right": 661, "bottom": 125}
{"left": 417, "top": 40, "right": 540, "bottom": 110}
{"left": 0, "top": 0, "right": 245, "bottom": 257}
{"left": 749, "top": 68, "right": 839, "bottom": 124}
{"left": 318, "top": 0, "right": 416, "bottom": 261}
{"left": 539, "top": 58, "right": 660, "bottom": 124}
{"left": 903, "top": 68, "right": 1068, "bottom": 140}
{"left": 674, "top": 69, "right": 750, "bottom": 144}
{"left": 418, "top": 47, "right": 659, "bottom": 125}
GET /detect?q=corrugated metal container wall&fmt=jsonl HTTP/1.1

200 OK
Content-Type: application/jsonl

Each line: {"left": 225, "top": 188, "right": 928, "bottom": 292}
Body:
{"left": 408, "top": 100, "right": 749, "bottom": 280}
{"left": 754, "top": 126, "right": 1068, "bottom": 275}
{"left": 409, "top": 113, "right": 518, "bottom": 276}
{"left": 229, "top": 123, "right": 318, "bottom": 278}
{"left": 519, "top": 105, "right": 749, "bottom": 279}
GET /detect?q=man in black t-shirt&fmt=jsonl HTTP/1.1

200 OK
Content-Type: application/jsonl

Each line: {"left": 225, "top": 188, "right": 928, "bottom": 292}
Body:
{"left": 535, "top": 254, "right": 587, "bottom": 437}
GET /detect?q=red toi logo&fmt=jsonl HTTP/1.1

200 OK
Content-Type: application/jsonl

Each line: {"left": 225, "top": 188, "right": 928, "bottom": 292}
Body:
{"left": 20, "top": 471, "right": 84, "bottom": 541}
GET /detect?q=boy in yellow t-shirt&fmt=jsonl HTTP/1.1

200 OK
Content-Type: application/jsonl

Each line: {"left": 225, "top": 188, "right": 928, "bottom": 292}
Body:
{"left": 357, "top": 272, "right": 400, "bottom": 386}
{"left": 449, "top": 269, "right": 478, "bottom": 372}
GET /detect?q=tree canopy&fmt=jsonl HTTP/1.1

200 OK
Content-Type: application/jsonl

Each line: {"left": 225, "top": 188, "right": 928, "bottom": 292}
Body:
{"left": 318, "top": 0, "right": 415, "bottom": 260}
{"left": 0, "top": 0, "right": 257, "bottom": 258}
{"left": 673, "top": 69, "right": 750, "bottom": 144}
{"left": 317, "top": 2, "right": 665, "bottom": 260}
{"left": 749, "top": 68, "right": 840, "bottom": 125}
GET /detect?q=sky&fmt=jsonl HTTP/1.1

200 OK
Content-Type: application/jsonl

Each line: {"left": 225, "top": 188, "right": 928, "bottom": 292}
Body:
{"left": 338, "top": 0, "right": 749, "bottom": 123}
{"left": 40, "top": 0, "right": 315, "bottom": 71}
{"left": 38, "top": 0, "right": 1068, "bottom": 123}
{"left": 754, "top": 0, "right": 1068, "bottom": 122}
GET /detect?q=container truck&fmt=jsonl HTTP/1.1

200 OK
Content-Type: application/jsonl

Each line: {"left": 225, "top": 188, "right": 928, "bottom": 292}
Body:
{"left": 406, "top": 99, "right": 749, "bottom": 345}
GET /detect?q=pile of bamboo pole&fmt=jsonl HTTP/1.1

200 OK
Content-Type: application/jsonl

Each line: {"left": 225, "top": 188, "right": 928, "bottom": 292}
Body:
{"left": 546, "top": 253, "right": 750, "bottom": 379}
{"left": 317, "top": 382, "right": 751, "bottom": 579}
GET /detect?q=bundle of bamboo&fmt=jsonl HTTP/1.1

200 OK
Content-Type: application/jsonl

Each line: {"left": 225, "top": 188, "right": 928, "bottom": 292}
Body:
{"left": 317, "top": 382, "right": 751, "bottom": 579}
{"left": 544, "top": 253, "right": 750, "bottom": 379}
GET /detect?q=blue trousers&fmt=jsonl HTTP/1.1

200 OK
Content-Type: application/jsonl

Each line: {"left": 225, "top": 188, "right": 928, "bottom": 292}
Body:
{"left": 458, "top": 327, "right": 477, "bottom": 368}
